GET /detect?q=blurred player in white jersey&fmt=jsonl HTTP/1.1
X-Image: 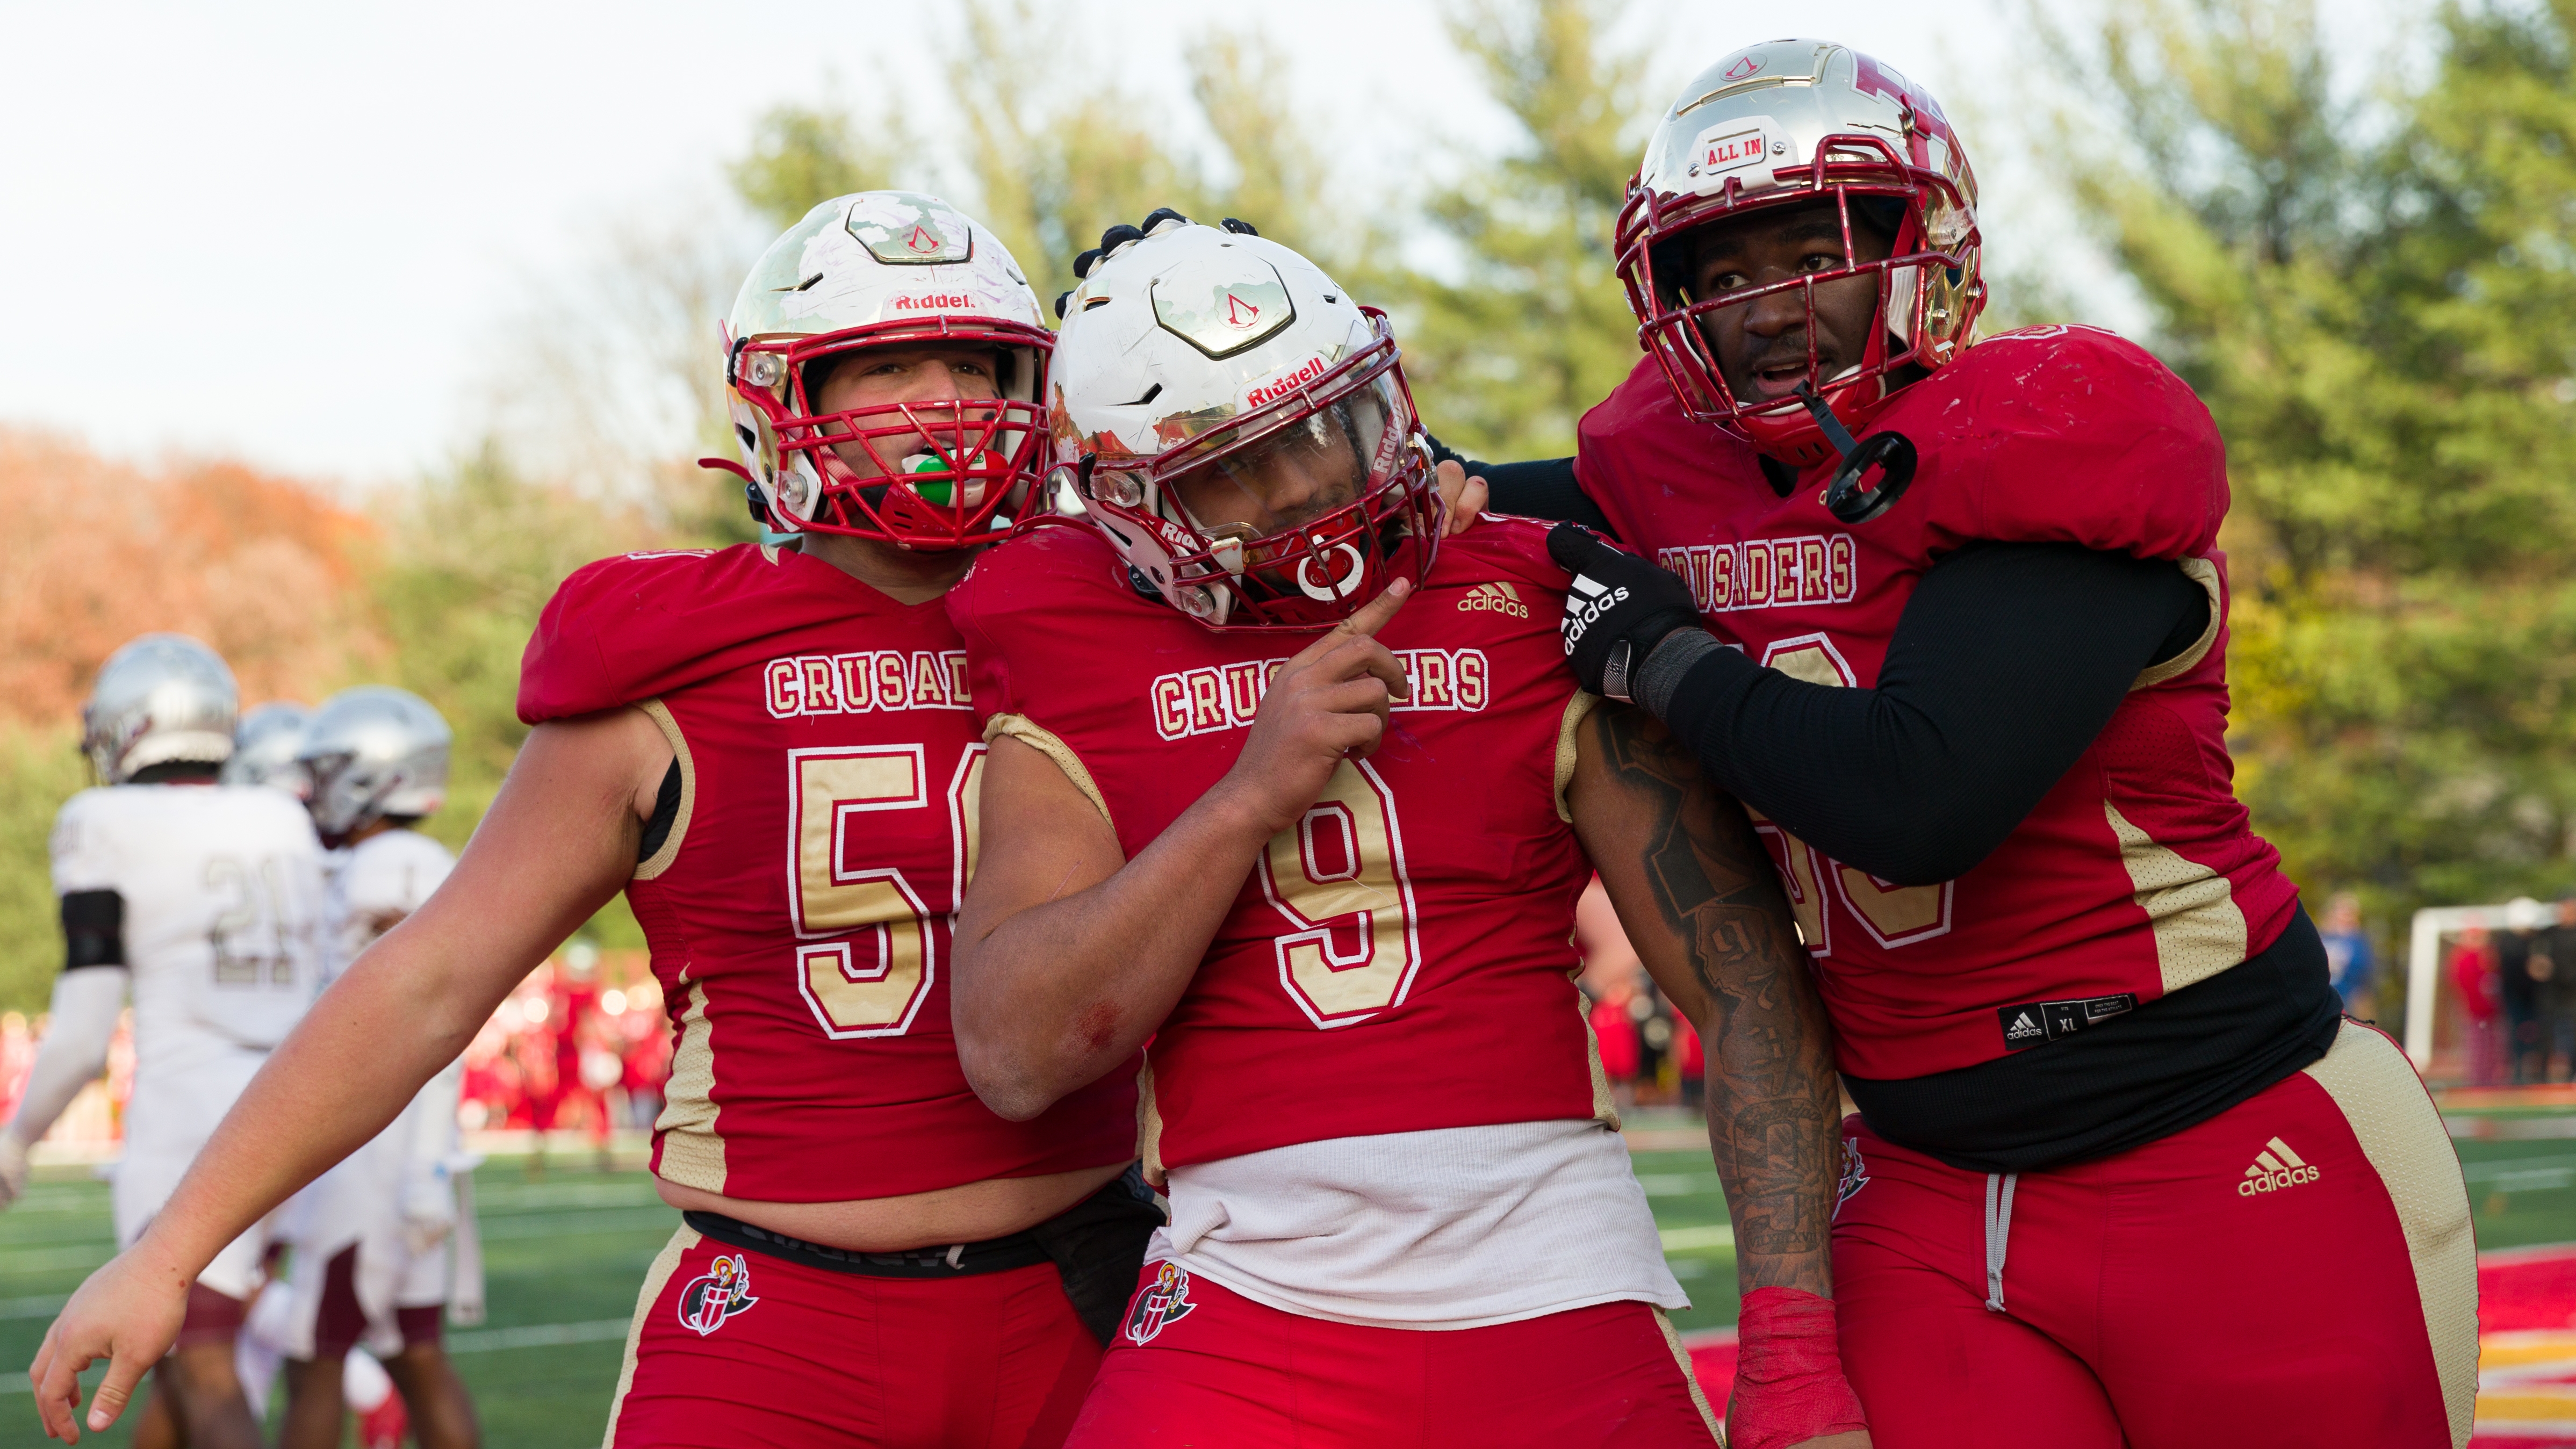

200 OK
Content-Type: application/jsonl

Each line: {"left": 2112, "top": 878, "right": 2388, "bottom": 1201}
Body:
{"left": 0, "top": 635, "right": 327, "bottom": 1449}
{"left": 272, "top": 687, "right": 483, "bottom": 1449}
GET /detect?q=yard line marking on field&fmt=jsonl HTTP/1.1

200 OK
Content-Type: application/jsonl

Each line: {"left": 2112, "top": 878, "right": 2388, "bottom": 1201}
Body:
{"left": 0, "top": 1293, "right": 69, "bottom": 1320}
{"left": 1658, "top": 1224, "right": 1737, "bottom": 1251}
{"left": 444, "top": 1318, "right": 634, "bottom": 1353}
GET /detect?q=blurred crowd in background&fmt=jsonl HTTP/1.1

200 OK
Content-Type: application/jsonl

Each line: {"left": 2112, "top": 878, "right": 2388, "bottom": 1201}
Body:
{"left": 2450, "top": 900, "right": 2576, "bottom": 1088}
{"left": 0, "top": 947, "right": 672, "bottom": 1156}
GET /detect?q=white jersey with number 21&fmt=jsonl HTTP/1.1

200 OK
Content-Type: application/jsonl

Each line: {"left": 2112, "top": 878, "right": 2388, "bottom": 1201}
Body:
{"left": 48, "top": 783, "right": 328, "bottom": 1162}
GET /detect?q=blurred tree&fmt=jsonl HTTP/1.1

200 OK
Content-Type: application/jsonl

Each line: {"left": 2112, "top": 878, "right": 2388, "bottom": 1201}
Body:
{"left": 2036, "top": 0, "right": 2576, "bottom": 922}
{"left": 0, "top": 727, "right": 88, "bottom": 1014}
{"left": 0, "top": 430, "right": 387, "bottom": 1009}
{"left": 1379, "top": 0, "right": 1651, "bottom": 462}
{"left": 366, "top": 443, "right": 666, "bottom": 948}
{"left": 727, "top": 8, "right": 1341, "bottom": 320}
{"left": 729, "top": 101, "right": 911, "bottom": 232}
{"left": 941, "top": 0, "right": 1210, "bottom": 306}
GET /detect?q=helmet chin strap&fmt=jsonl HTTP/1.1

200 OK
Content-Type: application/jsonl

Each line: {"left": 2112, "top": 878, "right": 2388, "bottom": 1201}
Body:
{"left": 1791, "top": 380, "right": 1918, "bottom": 526}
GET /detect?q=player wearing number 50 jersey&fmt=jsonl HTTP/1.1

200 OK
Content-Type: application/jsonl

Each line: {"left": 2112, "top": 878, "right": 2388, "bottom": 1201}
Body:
{"left": 1511, "top": 39, "right": 2477, "bottom": 1448}
{"left": 3, "top": 635, "right": 328, "bottom": 1449}
{"left": 950, "top": 215, "right": 1864, "bottom": 1449}
{"left": 30, "top": 194, "right": 1150, "bottom": 1449}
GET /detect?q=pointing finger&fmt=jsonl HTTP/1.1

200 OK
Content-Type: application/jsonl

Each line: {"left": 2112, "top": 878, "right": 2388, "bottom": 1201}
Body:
{"left": 1335, "top": 578, "right": 1411, "bottom": 640}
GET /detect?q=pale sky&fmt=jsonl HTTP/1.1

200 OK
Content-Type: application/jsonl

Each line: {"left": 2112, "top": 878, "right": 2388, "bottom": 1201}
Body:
{"left": 0, "top": 0, "right": 2408, "bottom": 487}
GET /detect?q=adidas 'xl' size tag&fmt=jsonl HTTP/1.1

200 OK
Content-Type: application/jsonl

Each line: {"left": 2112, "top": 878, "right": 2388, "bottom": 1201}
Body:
{"left": 1996, "top": 992, "right": 2139, "bottom": 1052}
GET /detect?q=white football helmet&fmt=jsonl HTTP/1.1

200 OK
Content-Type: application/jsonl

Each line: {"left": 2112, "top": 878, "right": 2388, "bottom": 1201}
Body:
{"left": 81, "top": 633, "right": 238, "bottom": 784}
{"left": 713, "top": 191, "right": 1053, "bottom": 549}
{"left": 1617, "top": 39, "right": 1985, "bottom": 467}
{"left": 223, "top": 702, "right": 314, "bottom": 797}
{"left": 299, "top": 687, "right": 451, "bottom": 839}
{"left": 1047, "top": 216, "right": 1438, "bottom": 630}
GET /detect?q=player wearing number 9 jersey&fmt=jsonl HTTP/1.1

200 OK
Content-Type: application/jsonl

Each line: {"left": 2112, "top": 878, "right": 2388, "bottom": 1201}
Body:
{"left": 948, "top": 215, "right": 1865, "bottom": 1449}
{"left": 24, "top": 196, "right": 1153, "bottom": 1449}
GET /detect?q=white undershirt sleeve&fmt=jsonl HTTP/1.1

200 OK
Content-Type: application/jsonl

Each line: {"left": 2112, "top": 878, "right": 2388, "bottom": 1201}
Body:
{"left": 5, "top": 968, "right": 128, "bottom": 1148}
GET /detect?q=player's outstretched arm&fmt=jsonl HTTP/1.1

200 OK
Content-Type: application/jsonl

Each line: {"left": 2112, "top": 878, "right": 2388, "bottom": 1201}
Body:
{"left": 1568, "top": 703, "right": 1869, "bottom": 1449}
{"left": 953, "top": 581, "right": 1413, "bottom": 1121}
{"left": 30, "top": 709, "right": 664, "bottom": 1444}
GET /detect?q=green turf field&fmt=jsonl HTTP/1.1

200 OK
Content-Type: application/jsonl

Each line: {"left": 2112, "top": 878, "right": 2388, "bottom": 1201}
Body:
{"left": 0, "top": 1164, "right": 674, "bottom": 1448}
{"left": 8, "top": 1116, "right": 2573, "bottom": 1446}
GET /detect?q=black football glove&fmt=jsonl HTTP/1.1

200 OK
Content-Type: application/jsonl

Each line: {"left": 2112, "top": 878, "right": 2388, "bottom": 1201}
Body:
{"left": 1548, "top": 522, "right": 1703, "bottom": 703}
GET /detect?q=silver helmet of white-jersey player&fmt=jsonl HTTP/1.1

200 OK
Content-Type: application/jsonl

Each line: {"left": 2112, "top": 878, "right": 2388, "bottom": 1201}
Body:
{"left": 222, "top": 701, "right": 314, "bottom": 797}
{"left": 298, "top": 686, "right": 452, "bottom": 839}
{"left": 81, "top": 633, "right": 240, "bottom": 784}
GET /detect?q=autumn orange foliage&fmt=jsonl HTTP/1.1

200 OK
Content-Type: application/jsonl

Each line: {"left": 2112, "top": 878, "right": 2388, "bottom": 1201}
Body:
{"left": 0, "top": 428, "right": 387, "bottom": 726}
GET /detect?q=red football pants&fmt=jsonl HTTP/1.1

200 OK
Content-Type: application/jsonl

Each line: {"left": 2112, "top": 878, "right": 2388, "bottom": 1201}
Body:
{"left": 605, "top": 1224, "right": 1099, "bottom": 1448}
{"left": 1832, "top": 1020, "right": 2478, "bottom": 1448}
{"left": 1068, "top": 1262, "right": 1720, "bottom": 1448}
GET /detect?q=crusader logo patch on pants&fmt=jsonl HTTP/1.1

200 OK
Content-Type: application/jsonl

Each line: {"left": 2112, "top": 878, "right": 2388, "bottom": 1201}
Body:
{"left": 675, "top": 1253, "right": 760, "bottom": 1337}
{"left": 1123, "top": 1261, "right": 1198, "bottom": 1346}
{"left": 1836, "top": 1138, "right": 1870, "bottom": 1218}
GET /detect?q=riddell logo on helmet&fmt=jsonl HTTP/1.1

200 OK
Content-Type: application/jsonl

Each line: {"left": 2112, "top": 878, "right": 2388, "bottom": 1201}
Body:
{"left": 890, "top": 293, "right": 973, "bottom": 310}
{"left": 1248, "top": 355, "right": 1328, "bottom": 408}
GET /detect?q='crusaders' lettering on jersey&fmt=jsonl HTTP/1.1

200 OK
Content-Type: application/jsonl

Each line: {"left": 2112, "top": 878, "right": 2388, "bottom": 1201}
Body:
{"left": 952, "top": 517, "right": 1610, "bottom": 1172}
{"left": 518, "top": 544, "right": 1135, "bottom": 1203}
{"left": 1576, "top": 325, "right": 2300, "bottom": 1080}
{"left": 763, "top": 650, "right": 971, "bottom": 717}
{"left": 1148, "top": 649, "right": 1491, "bottom": 741}
{"left": 1658, "top": 534, "right": 1859, "bottom": 613}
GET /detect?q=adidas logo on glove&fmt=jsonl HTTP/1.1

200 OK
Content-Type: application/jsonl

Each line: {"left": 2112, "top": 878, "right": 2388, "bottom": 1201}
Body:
{"left": 1562, "top": 575, "right": 1629, "bottom": 648}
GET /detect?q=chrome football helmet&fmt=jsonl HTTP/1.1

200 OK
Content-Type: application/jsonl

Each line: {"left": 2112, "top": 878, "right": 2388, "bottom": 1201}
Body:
{"left": 711, "top": 191, "right": 1053, "bottom": 550}
{"left": 1047, "top": 214, "right": 1438, "bottom": 630}
{"left": 299, "top": 686, "right": 452, "bottom": 839}
{"left": 81, "top": 633, "right": 239, "bottom": 784}
{"left": 1617, "top": 39, "right": 1985, "bottom": 470}
{"left": 222, "top": 702, "right": 315, "bottom": 796}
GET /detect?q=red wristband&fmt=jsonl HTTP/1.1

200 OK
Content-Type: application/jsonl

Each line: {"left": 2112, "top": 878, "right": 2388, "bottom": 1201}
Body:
{"left": 1729, "top": 1286, "right": 1868, "bottom": 1449}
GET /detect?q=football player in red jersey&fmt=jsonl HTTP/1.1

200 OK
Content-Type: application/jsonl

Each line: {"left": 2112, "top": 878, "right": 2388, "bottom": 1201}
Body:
{"left": 947, "top": 214, "right": 1867, "bottom": 1449}
{"left": 1454, "top": 39, "right": 2476, "bottom": 1449}
{"left": 31, "top": 193, "right": 1155, "bottom": 1449}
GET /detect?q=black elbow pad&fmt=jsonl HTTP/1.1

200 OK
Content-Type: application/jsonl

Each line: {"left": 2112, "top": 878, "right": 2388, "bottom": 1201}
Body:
{"left": 61, "top": 889, "right": 126, "bottom": 970}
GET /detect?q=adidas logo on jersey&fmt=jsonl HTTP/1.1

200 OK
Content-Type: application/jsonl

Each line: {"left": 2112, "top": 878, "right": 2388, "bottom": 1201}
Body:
{"left": 2002, "top": 1010, "right": 2046, "bottom": 1044}
{"left": 1458, "top": 581, "right": 1531, "bottom": 619}
{"left": 2239, "top": 1137, "right": 2321, "bottom": 1196}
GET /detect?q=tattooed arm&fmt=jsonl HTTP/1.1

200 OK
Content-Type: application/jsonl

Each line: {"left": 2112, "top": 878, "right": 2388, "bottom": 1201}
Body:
{"left": 1567, "top": 700, "right": 1841, "bottom": 1299}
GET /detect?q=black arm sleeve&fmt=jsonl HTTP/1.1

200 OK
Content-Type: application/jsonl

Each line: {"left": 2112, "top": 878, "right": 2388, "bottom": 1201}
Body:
{"left": 1419, "top": 433, "right": 1611, "bottom": 535}
{"left": 61, "top": 889, "right": 126, "bottom": 970}
{"left": 1662, "top": 542, "right": 2210, "bottom": 885}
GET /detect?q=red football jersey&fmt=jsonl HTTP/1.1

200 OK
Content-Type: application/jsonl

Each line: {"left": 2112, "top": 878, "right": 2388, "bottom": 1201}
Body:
{"left": 949, "top": 518, "right": 1611, "bottom": 1173}
{"left": 517, "top": 544, "right": 1137, "bottom": 1202}
{"left": 1576, "top": 325, "right": 2301, "bottom": 1081}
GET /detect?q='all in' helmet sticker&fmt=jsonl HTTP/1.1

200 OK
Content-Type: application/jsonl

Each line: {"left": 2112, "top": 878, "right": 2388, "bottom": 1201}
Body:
{"left": 675, "top": 1252, "right": 760, "bottom": 1337}
{"left": 1122, "top": 1261, "right": 1198, "bottom": 1345}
